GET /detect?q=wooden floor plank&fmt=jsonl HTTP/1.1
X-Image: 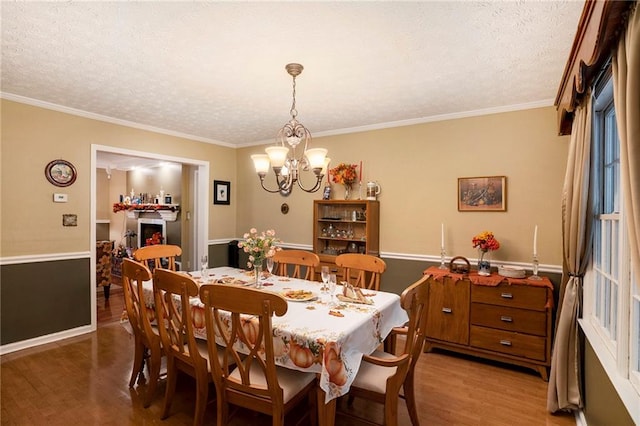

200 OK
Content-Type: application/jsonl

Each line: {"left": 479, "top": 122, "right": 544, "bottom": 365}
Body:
{"left": 0, "top": 291, "right": 577, "bottom": 426}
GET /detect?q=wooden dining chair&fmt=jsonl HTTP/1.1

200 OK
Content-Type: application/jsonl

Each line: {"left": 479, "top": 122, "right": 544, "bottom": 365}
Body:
{"left": 198, "top": 284, "right": 317, "bottom": 426}
{"left": 152, "top": 268, "right": 212, "bottom": 426}
{"left": 335, "top": 253, "right": 386, "bottom": 290}
{"left": 272, "top": 249, "right": 320, "bottom": 281}
{"left": 344, "top": 274, "right": 429, "bottom": 426}
{"left": 134, "top": 244, "right": 182, "bottom": 272}
{"left": 122, "top": 258, "right": 164, "bottom": 408}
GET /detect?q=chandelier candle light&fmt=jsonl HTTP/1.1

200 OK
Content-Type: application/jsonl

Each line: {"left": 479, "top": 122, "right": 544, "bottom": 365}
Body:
{"left": 530, "top": 225, "right": 542, "bottom": 280}
{"left": 251, "top": 63, "right": 330, "bottom": 196}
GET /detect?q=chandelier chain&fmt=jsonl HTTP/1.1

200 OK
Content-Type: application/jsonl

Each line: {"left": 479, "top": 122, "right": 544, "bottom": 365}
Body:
{"left": 290, "top": 75, "right": 298, "bottom": 119}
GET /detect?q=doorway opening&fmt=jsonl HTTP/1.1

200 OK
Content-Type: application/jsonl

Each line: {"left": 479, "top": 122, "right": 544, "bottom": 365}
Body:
{"left": 91, "top": 145, "right": 209, "bottom": 331}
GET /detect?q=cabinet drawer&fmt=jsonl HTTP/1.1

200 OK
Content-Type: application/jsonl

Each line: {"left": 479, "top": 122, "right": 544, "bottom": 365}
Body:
{"left": 471, "top": 303, "right": 547, "bottom": 336}
{"left": 470, "top": 325, "right": 547, "bottom": 361}
{"left": 471, "top": 284, "right": 547, "bottom": 310}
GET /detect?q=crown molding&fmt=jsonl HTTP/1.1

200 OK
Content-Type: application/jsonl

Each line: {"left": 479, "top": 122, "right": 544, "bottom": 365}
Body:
{"left": 0, "top": 92, "right": 235, "bottom": 148}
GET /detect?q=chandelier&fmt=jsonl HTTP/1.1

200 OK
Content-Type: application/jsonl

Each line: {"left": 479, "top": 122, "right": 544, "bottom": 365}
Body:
{"left": 251, "top": 63, "right": 329, "bottom": 196}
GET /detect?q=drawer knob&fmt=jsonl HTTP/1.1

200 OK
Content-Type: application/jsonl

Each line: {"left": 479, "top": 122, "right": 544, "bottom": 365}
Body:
{"left": 499, "top": 340, "right": 512, "bottom": 346}
{"left": 500, "top": 292, "right": 513, "bottom": 299}
{"left": 500, "top": 316, "right": 513, "bottom": 322}
{"left": 442, "top": 307, "right": 452, "bottom": 314}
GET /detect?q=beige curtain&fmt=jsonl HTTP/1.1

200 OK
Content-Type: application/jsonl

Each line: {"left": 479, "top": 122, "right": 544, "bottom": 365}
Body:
{"left": 613, "top": 3, "right": 640, "bottom": 289}
{"left": 547, "top": 95, "right": 593, "bottom": 413}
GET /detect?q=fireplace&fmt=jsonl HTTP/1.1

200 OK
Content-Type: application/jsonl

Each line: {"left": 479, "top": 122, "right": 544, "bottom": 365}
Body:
{"left": 138, "top": 218, "right": 167, "bottom": 248}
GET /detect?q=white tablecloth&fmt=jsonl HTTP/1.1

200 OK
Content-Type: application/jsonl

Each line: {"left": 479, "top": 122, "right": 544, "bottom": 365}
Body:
{"left": 138, "top": 266, "right": 408, "bottom": 401}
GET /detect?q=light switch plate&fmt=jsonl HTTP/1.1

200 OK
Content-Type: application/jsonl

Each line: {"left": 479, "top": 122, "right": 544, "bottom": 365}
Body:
{"left": 54, "top": 193, "right": 68, "bottom": 202}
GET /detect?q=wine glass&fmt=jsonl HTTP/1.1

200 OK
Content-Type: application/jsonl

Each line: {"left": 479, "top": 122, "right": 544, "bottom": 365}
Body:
{"left": 200, "top": 254, "right": 209, "bottom": 282}
{"left": 328, "top": 273, "right": 337, "bottom": 306}
{"left": 321, "top": 266, "right": 330, "bottom": 293}
{"left": 266, "top": 257, "right": 274, "bottom": 278}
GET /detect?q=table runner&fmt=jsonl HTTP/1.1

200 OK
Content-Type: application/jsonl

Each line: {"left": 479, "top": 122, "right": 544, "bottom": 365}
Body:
{"left": 423, "top": 265, "right": 555, "bottom": 308}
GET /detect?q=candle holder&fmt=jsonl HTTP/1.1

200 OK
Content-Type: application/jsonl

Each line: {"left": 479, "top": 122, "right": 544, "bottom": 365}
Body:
{"left": 529, "top": 255, "right": 543, "bottom": 280}
{"left": 439, "top": 248, "right": 448, "bottom": 270}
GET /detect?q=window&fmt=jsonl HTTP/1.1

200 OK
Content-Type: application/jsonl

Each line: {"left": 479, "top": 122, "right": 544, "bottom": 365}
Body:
{"left": 591, "top": 81, "right": 621, "bottom": 354}
{"left": 583, "top": 72, "right": 640, "bottom": 412}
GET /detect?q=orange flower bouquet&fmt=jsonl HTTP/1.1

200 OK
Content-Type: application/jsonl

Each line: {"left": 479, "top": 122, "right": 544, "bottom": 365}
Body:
{"left": 471, "top": 231, "right": 500, "bottom": 252}
{"left": 329, "top": 163, "right": 358, "bottom": 186}
{"left": 472, "top": 231, "right": 500, "bottom": 276}
{"left": 329, "top": 163, "right": 359, "bottom": 199}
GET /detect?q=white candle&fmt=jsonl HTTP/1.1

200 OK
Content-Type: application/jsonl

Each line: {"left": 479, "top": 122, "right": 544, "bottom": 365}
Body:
{"left": 441, "top": 223, "right": 445, "bottom": 249}
{"left": 533, "top": 225, "right": 538, "bottom": 256}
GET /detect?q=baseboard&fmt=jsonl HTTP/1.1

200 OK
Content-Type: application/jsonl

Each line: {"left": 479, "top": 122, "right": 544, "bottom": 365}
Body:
{"left": 0, "top": 325, "right": 94, "bottom": 355}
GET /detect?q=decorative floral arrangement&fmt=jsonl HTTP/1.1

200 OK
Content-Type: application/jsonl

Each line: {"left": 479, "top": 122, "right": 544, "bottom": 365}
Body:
{"left": 113, "top": 203, "right": 178, "bottom": 213}
{"left": 113, "top": 244, "right": 129, "bottom": 259}
{"left": 238, "top": 228, "right": 282, "bottom": 269}
{"left": 472, "top": 231, "right": 500, "bottom": 252}
{"left": 329, "top": 163, "right": 358, "bottom": 186}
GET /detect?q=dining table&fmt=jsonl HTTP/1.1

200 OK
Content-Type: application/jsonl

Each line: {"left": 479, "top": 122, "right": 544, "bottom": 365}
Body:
{"left": 134, "top": 266, "right": 409, "bottom": 425}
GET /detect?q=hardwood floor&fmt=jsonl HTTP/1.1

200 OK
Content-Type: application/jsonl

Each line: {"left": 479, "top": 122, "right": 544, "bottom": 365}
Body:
{"left": 97, "top": 284, "right": 124, "bottom": 324}
{"left": 1, "top": 291, "right": 577, "bottom": 426}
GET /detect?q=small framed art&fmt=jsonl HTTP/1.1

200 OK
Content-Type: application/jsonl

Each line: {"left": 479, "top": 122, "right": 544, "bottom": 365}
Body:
{"left": 213, "top": 180, "right": 230, "bottom": 205}
{"left": 458, "top": 176, "right": 507, "bottom": 212}
{"left": 45, "top": 159, "right": 77, "bottom": 187}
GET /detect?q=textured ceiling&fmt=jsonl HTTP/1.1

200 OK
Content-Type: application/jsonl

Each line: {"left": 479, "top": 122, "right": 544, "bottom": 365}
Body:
{"left": 2, "top": 1, "right": 584, "bottom": 150}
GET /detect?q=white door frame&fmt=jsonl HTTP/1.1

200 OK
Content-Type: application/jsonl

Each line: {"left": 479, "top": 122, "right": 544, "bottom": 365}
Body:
{"left": 90, "top": 144, "right": 209, "bottom": 329}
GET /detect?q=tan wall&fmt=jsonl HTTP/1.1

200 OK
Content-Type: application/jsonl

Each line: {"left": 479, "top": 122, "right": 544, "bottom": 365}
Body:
{"left": 0, "top": 99, "right": 236, "bottom": 257}
{"left": 238, "top": 106, "right": 569, "bottom": 266}
{"left": 1, "top": 99, "right": 567, "bottom": 266}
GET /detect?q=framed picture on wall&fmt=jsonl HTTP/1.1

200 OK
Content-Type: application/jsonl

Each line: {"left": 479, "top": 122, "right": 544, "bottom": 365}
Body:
{"left": 458, "top": 176, "right": 507, "bottom": 212}
{"left": 213, "top": 180, "right": 230, "bottom": 205}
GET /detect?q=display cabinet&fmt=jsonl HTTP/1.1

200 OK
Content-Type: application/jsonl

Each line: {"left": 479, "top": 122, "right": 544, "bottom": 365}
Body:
{"left": 313, "top": 200, "right": 379, "bottom": 275}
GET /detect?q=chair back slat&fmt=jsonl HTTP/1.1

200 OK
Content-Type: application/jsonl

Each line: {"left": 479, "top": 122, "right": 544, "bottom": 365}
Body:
{"left": 153, "top": 268, "right": 205, "bottom": 367}
{"left": 336, "top": 253, "right": 386, "bottom": 290}
{"left": 273, "top": 249, "right": 320, "bottom": 280}
{"left": 348, "top": 273, "right": 430, "bottom": 426}
{"left": 122, "top": 258, "right": 166, "bottom": 406}
{"left": 400, "top": 274, "right": 430, "bottom": 363}
{"left": 134, "top": 244, "right": 182, "bottom": 272}
{"left": 122, "top": 258, "right": 156, "bottom": 343}
{"left": 199, "top": 284, "right": 288, "bottom": 409}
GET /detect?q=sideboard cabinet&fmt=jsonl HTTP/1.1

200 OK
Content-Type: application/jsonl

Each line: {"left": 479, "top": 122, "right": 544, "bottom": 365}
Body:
{"left": 423, "top": 269, "right": 552, "bottom": 380}
{"left": 312, "top": 200, "right": 379, "bottom": 277}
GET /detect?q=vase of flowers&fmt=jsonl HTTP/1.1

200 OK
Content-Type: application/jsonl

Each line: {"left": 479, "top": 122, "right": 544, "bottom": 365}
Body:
{"left": 329, "top": 163, "right": 358, "bottom": 199}
{"left": 238, "top": 228, "right": 282, "bottom": 286}
{"left": 472, "top": 231, "right": 500, "bottom": 276}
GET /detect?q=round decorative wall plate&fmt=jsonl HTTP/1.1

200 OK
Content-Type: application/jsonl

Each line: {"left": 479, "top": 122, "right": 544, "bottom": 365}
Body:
{"left": 45, "top": 159, "right": 77, "bottom": 187}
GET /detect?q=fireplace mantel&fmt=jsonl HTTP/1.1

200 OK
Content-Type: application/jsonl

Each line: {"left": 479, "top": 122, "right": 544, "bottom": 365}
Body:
{"left": 113, "top": 203, "right": 180, "bottom": 221}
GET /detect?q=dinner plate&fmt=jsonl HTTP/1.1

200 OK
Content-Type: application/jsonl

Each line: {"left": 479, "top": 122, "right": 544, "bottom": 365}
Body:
{"left": 280, "top": 290, "right": 317, "bottom": 302}
{"left": 214, "top": 276, "right": 249, "bottom": 286}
